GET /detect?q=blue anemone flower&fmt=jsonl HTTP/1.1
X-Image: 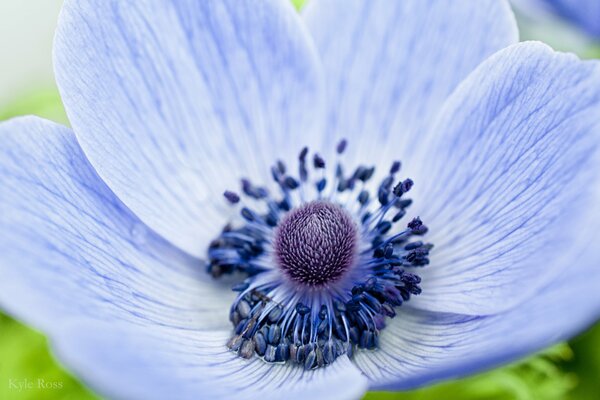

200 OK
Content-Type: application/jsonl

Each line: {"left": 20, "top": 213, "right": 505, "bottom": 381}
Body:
{"left": 1, "top": 0, "right": 600, "bottom": 399}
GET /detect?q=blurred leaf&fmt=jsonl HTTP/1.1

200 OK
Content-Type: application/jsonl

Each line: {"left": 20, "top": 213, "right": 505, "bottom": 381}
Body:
{"left": 292, "top": 0, "right": 306, "bottom": 11}
{"left": 0, "top": 87, "right": 68, "bottom": 125}
{"left": 0, "top": 314, "right": 98, "bottom": 400}
{"left": 565, "top": 323, "right": 600, "bottom": 400}
{"left": 364, "top": 344, "right": 576, "bottom": 400}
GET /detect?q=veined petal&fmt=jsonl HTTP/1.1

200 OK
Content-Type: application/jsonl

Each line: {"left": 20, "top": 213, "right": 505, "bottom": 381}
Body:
{"left": 302, "top": 0, "right": 517, "bottom": 164}
{"left": 54, "top": 0, "right": 325, "bottom": 257}
{"left": 353, "top": 220, "right": 600, "bottom": 389}
{"left": 412, "top": 42, "right": 600, "bottom": 314}
{"left": 52, "top": 323, "right": 368, "bottom": 400}
{"left": 0, "top": 117, "right": 232, "bottom": 336}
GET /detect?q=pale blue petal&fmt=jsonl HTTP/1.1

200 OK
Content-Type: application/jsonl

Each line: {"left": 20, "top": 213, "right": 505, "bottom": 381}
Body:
{"left": 542, "top": 0, "right": 600, "bottom": 38}
{"left": 353, "top": 220, "right": 600, "bottom": 389}
{"left": 52, "top": 322, "right": 368, "bottom": 400}
{"left": 54, "top": 0, "right": 325, "bottom": 257}
{"left": 410, "top": 42, "right": 600, "bottom": 315}
{"left": 302, "top": 0, "right": 517, "bottom": 164}
{"left": 0, "top": 117, "right": 233, "bottom": 336}
{"left": 0, "top": 116, "right": 365, "bottom": 399}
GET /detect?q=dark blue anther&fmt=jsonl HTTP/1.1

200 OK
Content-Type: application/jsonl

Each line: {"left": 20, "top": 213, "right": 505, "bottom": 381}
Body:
{"left": 223, "top": 190, "right": 240, "bottom": 204}
{"left": 313, "top": 154, "right": 326, "bottom": 169}
{"left": 392, "top": 209, "right": 406, "bottom": 222}
{"left": 267, "top": 306, "right": 283, "bottom": 323}
{"left": 392, "top": 178, "right": 413, "bottom": 197}
{"left": 296, "top": 303, "right": 311, "bottom": 316}
{"left": 254, "top": 332, "right": 267, "bottom": 356}
{"left": 378, "top": 187, "right": 390, "bottom": 206}
{"left": 360, "top": 330, "right": 375, "bottom": 349}
{"left": 358, "top": 190, "right": 369, "bottom": 205}
{"left": 268, "top": 325, "right": 282, "bottom": 344}
{"left": 279, "top": 198, "right": 291, "bottom": 211}
{"left": 405, "top": 241, "right": 423, "bottom": 250}
{"left": 402, "top": 272, "right": 422, "bottom": 285}
{"left": 271, "top": 165, "right": 281, "bottom": 182}
{"left": 396, "top": 199, "right": 412, "bottom": 209}
{"left": 337, "top": 139, "right": 348, "bottom": 154}
{"left": 380, "top": 176, "right": 394, "bottom": 190}
{"left": 408, "top": 217, "right": 428, "bottom": 234}
{"left": 362, "top": 292, "right": 382, "bottom": 313}
{"left": 241, "top": 207, "right": 255, "bottom": 222}
{"left": 316, "top": 347, "right": 325, "bottom": 368}
{"left": 299, "top": 147, "right": 308, "bottom": 162}
{"left": 276, "top": 160, "right": 286, "bottom": 175}
{"left": 237, "top": 300, "right": 251, "bottom": 319}
{"left": 390, "top": 161, "right": 401, "bottom": 174}
{"left": 295, "top": 344, "right": 306, "bottom": 363}
{"left": 362, "top": 166, "right": 376, "bottom": 182}
{"left": 304, "top": 350, "right": 316, "bottom": 370}
{"left": 276, "top": 343, "right": 290, "bottom": 361}
{"left": 235, "top": 319, "right": 247, "bottom": 335}
{"left": 316, "top": 178, "right": 327, "bottom": 192}
{"left": 384, "top": 244, "right": 394, "bottom": 258}
{"left": 377, "top": 221, "right": 392, "bottom": 234}
{"left": 323, "top": 341, "right": 335, "bottom": 364}
{"left": 284, "top": 176, "right": 299, "bottom": 190}
{"left": 361, "top": 212, "right": 372, "bottom": 224}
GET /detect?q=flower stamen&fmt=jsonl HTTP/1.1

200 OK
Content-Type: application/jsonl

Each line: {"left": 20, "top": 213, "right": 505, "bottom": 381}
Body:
{"left": 208, "top": 140, "right": 432, "bottom": 369}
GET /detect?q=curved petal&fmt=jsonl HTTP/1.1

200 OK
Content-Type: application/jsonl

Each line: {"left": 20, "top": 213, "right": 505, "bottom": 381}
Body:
{"left": 0, "top": 117, "right": 233, "bottom": 335}
{"left": 54, "top": 0, "right": 325, "bottom": 257}
{"left": 302, "top": 0, "right": 517, "bottom": 163}
{"left": 353, "top": 219, "right": 600, "bottom": 389}
{"left": 410, "top": 42, "right": 600, "bottom": 315}
{"left": 52, "top": 323, "right": 368, "bottom": 400}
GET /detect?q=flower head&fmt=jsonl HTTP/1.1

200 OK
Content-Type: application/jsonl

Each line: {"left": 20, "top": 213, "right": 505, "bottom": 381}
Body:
{"left": 1, "top": 0, "right": 600, "bottom": 399}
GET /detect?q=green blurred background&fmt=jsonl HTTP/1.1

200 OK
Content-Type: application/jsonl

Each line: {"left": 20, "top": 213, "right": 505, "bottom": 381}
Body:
{"left": 1, "top": 1, "right": 599, "bottom": 399}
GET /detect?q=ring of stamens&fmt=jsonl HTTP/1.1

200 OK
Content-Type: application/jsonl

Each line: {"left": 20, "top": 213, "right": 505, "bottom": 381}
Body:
{"left": 207, "top": 140, "right": 432, "bottom": 369}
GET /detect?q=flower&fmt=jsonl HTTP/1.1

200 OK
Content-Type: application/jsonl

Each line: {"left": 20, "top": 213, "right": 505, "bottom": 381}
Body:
{"left": 1, "top": 0, "right": 600, "bottom": 399}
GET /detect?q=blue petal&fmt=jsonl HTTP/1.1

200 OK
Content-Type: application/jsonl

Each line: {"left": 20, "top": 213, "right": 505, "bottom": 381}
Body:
{"left": 541, "top": 0, "right": 600, "bottom": 38}
{"left": 0, "top": 117, "right": 233, "bottom": 336}
{"left": 54, "top": 0, "right": 325, "bottom": 257}
{"left": 52, "top": 322, "right": 368, "bottom": 400}
{"left": 353, "top": 220, "right": 600, "bottom": 389}
{"left": 0, "top": 116, "right": 366, "bottom": 399}
{"left": 411, "top": 42, "right": 600, "bottom": 315}
{"left": 302, "top": 0, "right": 517, "bottom": 164}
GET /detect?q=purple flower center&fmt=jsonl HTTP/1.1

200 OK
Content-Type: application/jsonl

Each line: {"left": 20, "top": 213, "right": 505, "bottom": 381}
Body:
{"left": 274, "top": 201, "right": 358, "bottom": 287}
{"left": 208, "top": 139, "right": 432, "bottom": 369}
